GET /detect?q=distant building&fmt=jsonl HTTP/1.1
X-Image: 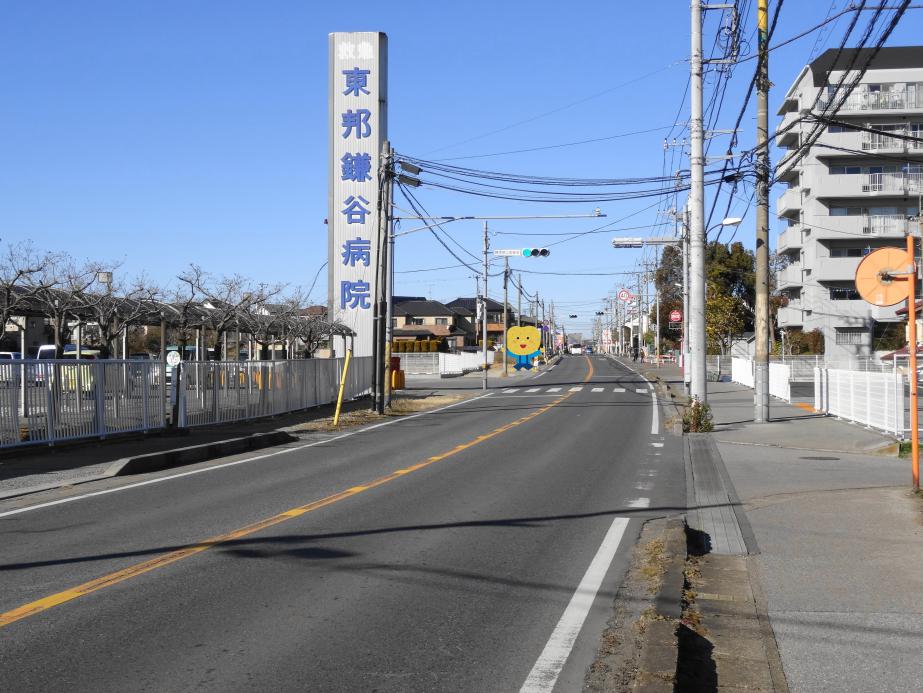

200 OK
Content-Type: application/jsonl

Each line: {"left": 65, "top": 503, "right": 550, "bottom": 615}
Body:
{"left": 775, "top": 46, "right": 923, "bottom": 359}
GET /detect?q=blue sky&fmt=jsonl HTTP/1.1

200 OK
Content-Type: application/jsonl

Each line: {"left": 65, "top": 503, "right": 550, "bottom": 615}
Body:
{"left": 1, "top": 1, "right": 920, "bottom": 335}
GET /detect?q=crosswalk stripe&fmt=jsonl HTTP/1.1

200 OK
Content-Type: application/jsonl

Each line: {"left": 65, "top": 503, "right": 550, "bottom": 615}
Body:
{"left": 547, "top": 387, "right": 562, "bottom": 392}
{"left": 613, "top": 388, "right": 625, "bottom": 393}
{"left": 591, "top": 387, "right": 604, "bottom": 392}
{"left": 526, "top": 387, "right": 540, "bottom": 393}
{"left": 569, "top": 386, "right": 583, "bottom": 392}
{"left": 503, "top": 389, "right": 517, "bottom": 393}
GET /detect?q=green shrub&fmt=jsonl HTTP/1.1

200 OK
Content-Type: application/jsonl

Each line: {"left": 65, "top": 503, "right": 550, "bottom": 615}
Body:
{"left": 683, "top": 397, "right": 714, "bottom": 433}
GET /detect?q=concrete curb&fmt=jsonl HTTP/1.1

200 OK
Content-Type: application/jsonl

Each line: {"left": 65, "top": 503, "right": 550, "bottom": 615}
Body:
{"left": 631, "top": 517, "right": 686, "bottom": 692}
{"left": 105, "top": 431, "right": 299, "bottom": 477}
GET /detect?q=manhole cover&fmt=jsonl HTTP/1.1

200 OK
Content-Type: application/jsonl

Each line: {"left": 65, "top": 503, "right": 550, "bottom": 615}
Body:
{"left": 799, "top": 456, "right": 840, "bottom": 461}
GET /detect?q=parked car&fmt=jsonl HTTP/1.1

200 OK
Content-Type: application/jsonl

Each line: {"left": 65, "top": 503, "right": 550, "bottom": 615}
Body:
{"left": 59, "top": 349, "right": 101, "bottom": 392}
{"left": 0, "top": 351, "right": 22, "bottom": 387}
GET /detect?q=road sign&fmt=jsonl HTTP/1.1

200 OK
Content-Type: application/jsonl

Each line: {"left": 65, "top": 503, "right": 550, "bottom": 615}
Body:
{"left": 611, "top": 237, "right": 644, "bottom": 248}
{"left": 166, "top": 351, "right": 181, "bottom": 368}
{"left": 493, "top": 249, "right": 522, "bottom": 257}
{"left": 670, "top": 309, "right": 682, "bottom": 322}
{"left": 617, "top": 289, "right": 633, "bottom": 302}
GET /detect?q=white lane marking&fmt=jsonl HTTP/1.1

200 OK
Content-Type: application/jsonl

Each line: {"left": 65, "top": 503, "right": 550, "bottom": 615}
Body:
{"left": 526, "top": 387, "right": 541, "bottom": 393}
{"left": 651, "top": 442, "right": 664, "bottom": 448}
{"left": 649, "top": 387, "right": 659, "bottom": 436}
{"left": 635, "top": 481, "right": 654, "bottom": 491}
{"left": 569, "top": 386, "right": 583, "bottom": 392}
{"left": 612, "top": 388, "right": 625, "bottom": 393}
{"left": 627, "top": 498, "right": 651, "bottom": 509}
{"left": 547, "top": 387, "right": 562, "bottom": 393}
{"left": 635, "top": 388, "right": 648, "bottom": 394}
{"left": 503, "top": 388, "right": 517, "bottom": 394}
{"left": 591, "top": 387, "right": 604, "bottom": 393}
{"left": 534, "top": 371, "right": 547, "bottom": 379}
{"left": 519, "top": 517, "right": 630, "bottom": 693}
{"left": 0, "top": 393, "right": 497, "bottom": 520}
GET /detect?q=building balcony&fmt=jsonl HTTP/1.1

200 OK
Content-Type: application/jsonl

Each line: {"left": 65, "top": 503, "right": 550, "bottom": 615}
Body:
{"left": 814, "top": 172, "right": 923, "bottom": 198}
{"left": 819, "top": 88, "right": 923, "bottom": 114}
{"left": 777, "top": 226, "right": 803, "bottom": 253}
{"left": 776, "top": 187, "right": 802, "bottom": 217}
{"left": 776, "top": 109, "right": 803, "bottom": 146}
{"left": 778, "top": 264, "right": 803, "bottom": 289}
{"left": 809, "top": 213, "right": 912, "bottom": 239}
{"left": 777, "top": 304, "right": 803, "bottom": 327}
{"left": 811, "top": 258, "right": 861, "bottom": 283}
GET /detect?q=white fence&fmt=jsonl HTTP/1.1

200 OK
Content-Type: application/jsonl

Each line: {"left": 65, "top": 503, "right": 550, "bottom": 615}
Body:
{"left": 0, "top": 357, "right": 373, "bottom": 448}
{"left": 0, "top": 360, "right": 167, "bottom": 448}
{"left": 814, "top": 367, "right": 905, "bottom": 438}
{"left": 768, "top": 362, "right": 792, "bottom": 402}
{"left": 399, "top": 351, "right": 493, "bottom": 376}
{"left": 731, "top": 358, "right": 792, "bottom": 402}
{"left": 779, "top": 355, "right": 896, "bottom": 381}
{"left": 178, "top": 357, "right": 372, "bottom": 427}
{"left": 731, "top": 358, "right": 754, "bottom": 388}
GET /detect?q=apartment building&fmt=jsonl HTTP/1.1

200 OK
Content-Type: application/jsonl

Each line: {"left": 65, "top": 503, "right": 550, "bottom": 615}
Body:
{"left": 775, "top": 46, "right": 923, "bottom": 360}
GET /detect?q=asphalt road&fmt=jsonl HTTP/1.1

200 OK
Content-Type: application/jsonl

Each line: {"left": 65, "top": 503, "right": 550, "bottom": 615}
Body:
{"left": 0, "top": 355, "right": 684, "bottom": 692}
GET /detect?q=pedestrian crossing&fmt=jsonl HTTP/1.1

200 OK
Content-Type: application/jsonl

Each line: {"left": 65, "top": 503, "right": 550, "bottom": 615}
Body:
{"left": 497, "top": 385, "right": 650, "bottom": 395}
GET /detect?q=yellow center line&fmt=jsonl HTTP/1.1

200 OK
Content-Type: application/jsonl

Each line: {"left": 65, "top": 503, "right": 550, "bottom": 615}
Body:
{"left": 0, "top": 357, "right": 595, "bottom": 629}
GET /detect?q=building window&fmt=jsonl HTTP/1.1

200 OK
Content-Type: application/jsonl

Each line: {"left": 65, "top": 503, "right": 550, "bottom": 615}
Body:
{"left": 830, "top": 247, "right": 870, "bottom": 258}
{"left": 408, "top": 317, "right": 423, "bottom": 326}
{"left": 827, "top": 125, "right": 845, "bottom": 133}
{"left": 829, "top": 287, "right": 861, "bottom": 300}
{"left": 835, "top": 327, "right": 866, "bottom": 345}
{"left": 829, "top": 165, "right": 862, "bottom": 175}
{"left": 435, "top": 318, "right": 448, "bottom": 326}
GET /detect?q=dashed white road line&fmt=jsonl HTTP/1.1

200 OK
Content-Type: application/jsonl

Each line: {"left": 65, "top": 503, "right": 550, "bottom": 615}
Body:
{"left": 627, "top": 498, "right": 651, "bottom": 509}
{"left": 547, "top": 387, "right": 562, "bottom": 393}
{"left": 503, "top": 388, "right": 517, "bottom": 394}
{"left": 569, "top": 386, "right": 583, "bottom": 392}
{"left": 651, "top": 442, "right": 664, "bottom": 448}
{"left": 519, "top": 517, "right": 631, "bottom": 693}
{"left": 635, "top": 388, "right": 648, "bottom": 394}
{"left": 612, "top": 388, "right": 625, "bottom": 393}
{"left": 591, "top": 387, "right": 604, "bottom": 393}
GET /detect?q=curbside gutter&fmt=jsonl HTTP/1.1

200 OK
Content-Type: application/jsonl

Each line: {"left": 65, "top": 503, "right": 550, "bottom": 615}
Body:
{"left": 106, "top": 431, "right": 299, "bottom": 477}
{"left": 631, "top": 518, "right": 686, "bottom": 692}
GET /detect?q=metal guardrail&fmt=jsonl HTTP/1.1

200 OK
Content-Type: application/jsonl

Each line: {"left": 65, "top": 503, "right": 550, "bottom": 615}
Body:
{"left": 0, "top": 357, "right": 374, "bottom": 448}
{"left": 177, "top": 357, "right": 373, "bottom": 427}
{"left": 0, "top": 360, "right": 167, "bottom": 448}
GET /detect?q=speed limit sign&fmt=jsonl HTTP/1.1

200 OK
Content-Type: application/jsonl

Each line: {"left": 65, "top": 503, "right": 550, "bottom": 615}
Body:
{"left": 618, "top": 289, "right": 632, "bottom": 302}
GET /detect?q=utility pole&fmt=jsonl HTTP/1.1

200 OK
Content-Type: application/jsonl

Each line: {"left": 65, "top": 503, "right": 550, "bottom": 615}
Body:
{"left": 382, "top": 143, "right": 394, "bottom": 410}
{"left": 482, "top": 221, "right": 489, "bottom": 391}
{"left": 683, "top": 207, "right": 691, "bottom": 386}
{"left": 754, "top": 0, "right": 771, "bottom": 422}
{"left": 517, "top": 273, "right": 522, "bottom": 327}
{"left": 689, "top": 0, "right": 707, "bottom": 401}
{"left": 655, "top": 248, "right": 661, "bottom": 360}
{"left": 503, "top": 257, "right": 509, "bottom": 377}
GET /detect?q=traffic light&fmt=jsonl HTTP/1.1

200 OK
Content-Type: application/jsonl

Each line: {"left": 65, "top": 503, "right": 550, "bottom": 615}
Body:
{"left": 569, "top": 314, "right": 578, "bottom": 318}
{"left": 522, "top": 248, "right": 550, "bottom": 257}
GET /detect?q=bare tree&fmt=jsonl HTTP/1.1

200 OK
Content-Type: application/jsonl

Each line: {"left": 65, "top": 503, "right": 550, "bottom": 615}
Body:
{"left": 30, "top": 256, "right": 97, "bottom": 356}
{"left": 0, "top": 242, "right": 58, "bottom": 339}
{"left": 82, "top": 268, "right": 163, "bottom": 357}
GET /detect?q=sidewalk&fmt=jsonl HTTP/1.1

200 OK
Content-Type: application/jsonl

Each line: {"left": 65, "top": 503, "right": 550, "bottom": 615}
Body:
{"left": 622, "top": 356, "right": 923, "bottom": 691}
{"left": 0, "top": 395, "right": 380, "bottom": 499}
